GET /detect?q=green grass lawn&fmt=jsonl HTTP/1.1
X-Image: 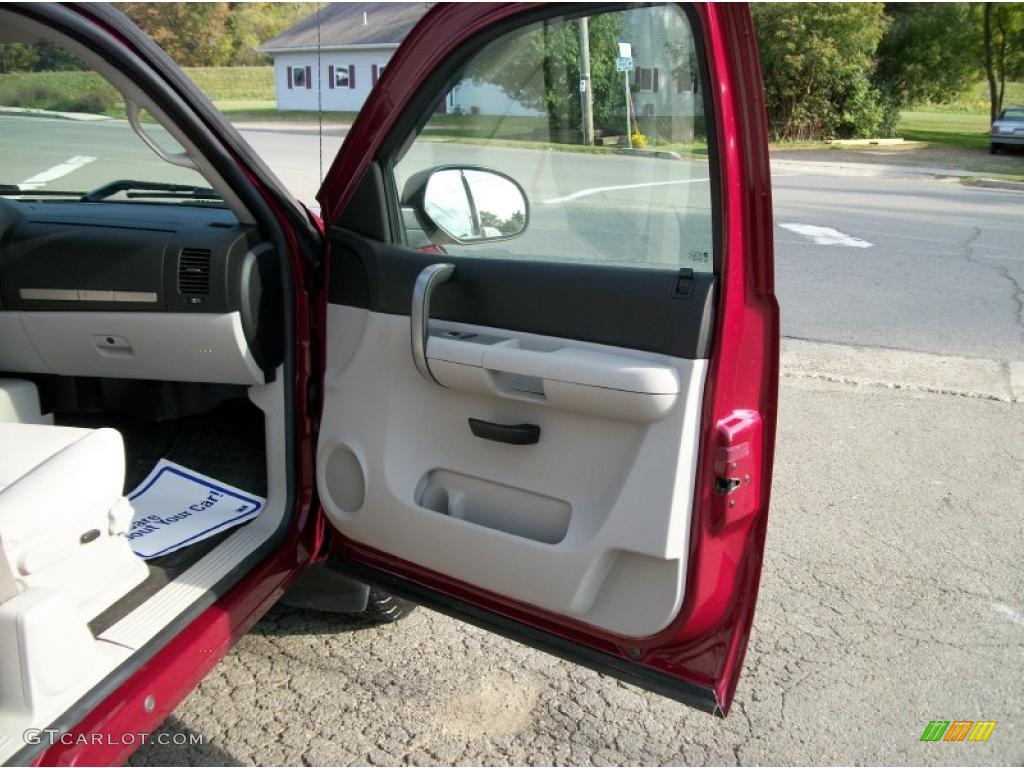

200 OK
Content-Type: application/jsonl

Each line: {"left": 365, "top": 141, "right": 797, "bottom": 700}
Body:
{"left": 211, "top": 100, "right": 358, "bottom": 123}
{"left": 915, "top": 80, "right": 1024, "bottom": 114}
{"left": 0, "top": 67, "right": 274, "bottom": 116}
{"left": 896, "top": 110, "right": 991, "bottom": 150}
{"left": 181, "top": 67, "right": 273, "bottom": 101}
{"left": 896, "top": 81, "right": 1024, "bottom": 150}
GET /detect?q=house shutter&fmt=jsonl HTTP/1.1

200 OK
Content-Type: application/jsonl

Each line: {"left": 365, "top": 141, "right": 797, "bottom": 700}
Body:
{"left": 305, "top": 65, "right": 312, "bottom": 90}
{"left": 653, "top": 67, "right": 659, "bottom": 93}
{"left": 372, "top": 64, "right": 379, "bottom": 85}
{"left": 328, "top": 65, "right": 335, "bottom": 89}
{"left": 349, "top": 64, "right": 356, "bottom": 89}
{"left": 286, "top": 66, "right": 293, "bottom": 89}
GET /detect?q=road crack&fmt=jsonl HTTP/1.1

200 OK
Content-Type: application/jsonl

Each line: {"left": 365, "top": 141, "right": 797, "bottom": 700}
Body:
{"left": 961, "top": 225, "right": 1024, "bottom": 338}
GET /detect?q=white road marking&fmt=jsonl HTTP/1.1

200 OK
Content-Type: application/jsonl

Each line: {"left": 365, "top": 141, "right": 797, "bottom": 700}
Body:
{"left": 992, "top": 603, "right": 1024, "bottom": 626}
{"left": 779, "top": 222, "right": 872, "bottom": 248}
{"left": 543, "top": 177, "right": 708, "bottom": 205}
{"left": 18, "top": 155, "right": 97, "bottom": 190}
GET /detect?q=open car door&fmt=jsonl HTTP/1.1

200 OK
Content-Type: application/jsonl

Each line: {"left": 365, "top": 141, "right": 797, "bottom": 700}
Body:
{"left": 315, "top": 2, "right": 777, "bottom": 715}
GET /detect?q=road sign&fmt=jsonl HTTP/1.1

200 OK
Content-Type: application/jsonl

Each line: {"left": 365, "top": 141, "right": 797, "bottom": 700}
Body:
{"left": 616, "top": 56, "right": 634, "bottom": 72}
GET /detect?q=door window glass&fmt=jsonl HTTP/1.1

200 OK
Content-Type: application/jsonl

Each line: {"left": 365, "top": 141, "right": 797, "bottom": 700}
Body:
{"left": 392, "top": 4, "right": 714, "bottom": 273}
{"left": 0, "top": 36, "right": 229, "bottom": 209}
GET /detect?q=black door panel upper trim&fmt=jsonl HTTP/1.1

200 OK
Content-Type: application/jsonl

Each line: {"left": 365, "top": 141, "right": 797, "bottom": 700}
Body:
{"left": 328, "top": 229, "right": 715, "bottom": 360}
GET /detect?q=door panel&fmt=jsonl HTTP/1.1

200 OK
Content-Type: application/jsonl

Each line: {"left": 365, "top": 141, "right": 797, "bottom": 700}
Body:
{"left": 317, "top": 2, "right": 776, "bottom": 714}
{"left": 319, "top": 298, "right": 706, "bottom": 637}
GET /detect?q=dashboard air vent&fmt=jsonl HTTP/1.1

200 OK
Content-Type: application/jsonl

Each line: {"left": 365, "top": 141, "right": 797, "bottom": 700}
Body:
{"left": 178, "top": 248, "right": 211, "bottom": 295}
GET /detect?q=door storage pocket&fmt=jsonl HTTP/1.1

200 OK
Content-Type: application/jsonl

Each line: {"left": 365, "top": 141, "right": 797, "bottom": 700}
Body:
{"left": 415, "top": 469, "right": 570, "bottom": 544}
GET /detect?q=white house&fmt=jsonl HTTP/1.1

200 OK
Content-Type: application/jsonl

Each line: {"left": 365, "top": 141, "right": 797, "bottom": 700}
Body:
{"left": 260, "top": 2, "right": 537, "bottom": 117}
{"left": 622, "top": 5, "right": 703, "bottom": 125}
{"left": 260, "top": 3, "right": 700, "bottom": 131}
{"left": 259, "top": 3, "right": 424, "bottom": 113}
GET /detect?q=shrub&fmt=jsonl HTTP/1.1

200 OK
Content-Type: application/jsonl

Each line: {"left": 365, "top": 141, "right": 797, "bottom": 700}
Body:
{"left": 0, "top": 72, "right": 119, "bottom": 115}
{"left": 753, "top": 3, "right": 890, "bottom": 141}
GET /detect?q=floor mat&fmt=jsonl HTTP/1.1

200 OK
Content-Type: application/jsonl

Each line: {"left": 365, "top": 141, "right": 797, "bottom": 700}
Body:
{"left": 80, "top": 407, "right": 267, "bottom": 635}
{"left": 127, "top": 459, "right": 265, "bottom": 559}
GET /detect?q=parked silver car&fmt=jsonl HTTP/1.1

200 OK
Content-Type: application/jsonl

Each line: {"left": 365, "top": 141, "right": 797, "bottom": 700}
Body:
{"left": 990, "top": 106, "right": 1024, "bottom": 153}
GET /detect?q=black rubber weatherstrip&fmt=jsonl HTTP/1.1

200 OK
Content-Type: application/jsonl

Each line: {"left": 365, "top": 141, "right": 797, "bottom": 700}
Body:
{"left": 329, "top": 557, "right": 723, "bottom": 716}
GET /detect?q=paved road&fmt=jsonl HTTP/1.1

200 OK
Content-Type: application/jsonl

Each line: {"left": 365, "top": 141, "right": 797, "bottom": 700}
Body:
{"left": 6, "top": 114, "right": 1021, "bottom": 765}
{"left": 4, "top": 114, "right": 1021, "bottom": 362}
{"left": 772, "top": 172, "right": 1024, "bottom": 363}
{"left": 130, "top": 371, "right": 1024, "bottom": 766}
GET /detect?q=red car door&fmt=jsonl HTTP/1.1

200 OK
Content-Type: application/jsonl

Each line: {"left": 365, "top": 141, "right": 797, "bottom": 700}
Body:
{"left": 315, "top": 2, "right": 777, "bottom": 715}
{"left": 27, "top": 4, "right": 773, "bottom": 765}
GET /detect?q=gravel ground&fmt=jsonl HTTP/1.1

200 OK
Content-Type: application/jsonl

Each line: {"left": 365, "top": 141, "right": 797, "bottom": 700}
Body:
{"left": 131, "top": 377, "right": 1024, "bottom": 766}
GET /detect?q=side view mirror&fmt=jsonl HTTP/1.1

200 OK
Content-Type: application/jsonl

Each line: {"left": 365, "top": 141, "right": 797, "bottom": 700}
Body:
{"left": 402, "top": 166, "right": 529, "bottom": 245}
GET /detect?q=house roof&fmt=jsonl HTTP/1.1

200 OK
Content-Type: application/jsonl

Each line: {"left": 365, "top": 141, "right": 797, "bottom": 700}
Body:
{"left": 259, "top": 3, "right": 430, "bottom": 53}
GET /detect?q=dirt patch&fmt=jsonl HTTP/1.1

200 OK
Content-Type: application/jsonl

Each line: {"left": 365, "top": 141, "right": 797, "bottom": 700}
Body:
{"left": 439, "top": 672, "right": 543, "bottom": 739}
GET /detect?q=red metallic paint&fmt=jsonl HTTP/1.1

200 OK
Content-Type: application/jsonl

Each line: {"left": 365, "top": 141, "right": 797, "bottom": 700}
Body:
{"left": 34, "top": 9, "right": 324, "bottom": 765}
{"left": 317, "top": 2, "right": 778, "bottom": 715}
{"left": 36, "top": 3, "right": 775, "bottom": 764}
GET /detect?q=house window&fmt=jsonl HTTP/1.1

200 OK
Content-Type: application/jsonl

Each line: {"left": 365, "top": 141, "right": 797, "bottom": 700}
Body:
{"left": 635, "top": 67, "right": 659, "bottom": 93}
{"left": 291, "top": 66, "right": 306, "bottom": 88}
{"left": 335, "top": 67, "right": 350, "bottom": 88}
{"left": 675, "top": 61, "right": 697, "bottom": 94}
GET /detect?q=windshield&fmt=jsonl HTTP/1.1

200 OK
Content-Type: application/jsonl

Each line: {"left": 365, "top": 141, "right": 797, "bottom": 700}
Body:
{"left": 0, "top": 38, "right": 227, "bottom": 207}
{"left": 998, "top": 108, "right": 1024, "bottom": 122}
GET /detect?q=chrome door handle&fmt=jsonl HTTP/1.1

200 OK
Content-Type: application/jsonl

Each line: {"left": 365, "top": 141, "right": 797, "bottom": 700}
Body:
{"left": 411, "top": 262, "right": 455, "bottom": 384}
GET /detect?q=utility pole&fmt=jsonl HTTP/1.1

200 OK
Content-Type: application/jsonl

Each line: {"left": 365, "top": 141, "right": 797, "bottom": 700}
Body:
{"left": 617, "top": 41, "right": 633, "bottom": 148}
{"left": 624, "top": 70, "right": 632, "bottom": 148}
{"left": 578, "top": 17, "right": 594, "bottom": 146}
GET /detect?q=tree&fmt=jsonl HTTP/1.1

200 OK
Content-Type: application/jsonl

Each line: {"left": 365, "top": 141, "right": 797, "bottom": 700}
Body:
{"left": 120, "top": 3, "right": 234, "bottom": 67}
{"left": 873, "top": 3, "right": 978, "bottom": 127}
{"left": 0, "top": 42, "right": 86, "bottom": 73}
{"left": 752, "top": 4, "right": 890, "bottom": 141}
{"left": 0, "top": 44, "right": 40, "bottom": 74}
{"left": 227, "top": 3, "right": 320, "bottom": 66}
{"left": 981, "top": 3, "right": 1024, "bottom": 122}
{"left": 468, "top": 14, "right": 625, "bottom": 136}
{"left": 120, "top": 3, "right": 321, "bottom": 67}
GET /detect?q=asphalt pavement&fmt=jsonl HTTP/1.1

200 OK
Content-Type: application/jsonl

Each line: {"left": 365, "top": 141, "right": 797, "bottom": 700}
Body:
{"left": 130, "top": 373, "right": 1024, "bottom": 766}
{"left": 4, "top": 113, "right": 1023, "bottom": 764}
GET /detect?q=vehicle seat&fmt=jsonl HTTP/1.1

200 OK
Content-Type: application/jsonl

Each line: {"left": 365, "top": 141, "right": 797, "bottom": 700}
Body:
{"left": 0, "top": 378, "right": 52, "bottom": 424}
{"left": 0, "top": 423, "right": 148, "bottom": 620}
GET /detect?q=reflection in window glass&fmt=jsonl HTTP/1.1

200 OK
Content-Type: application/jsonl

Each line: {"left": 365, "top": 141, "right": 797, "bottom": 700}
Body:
{"left": 394, "top": 5, "right": 713, "bottom": 273}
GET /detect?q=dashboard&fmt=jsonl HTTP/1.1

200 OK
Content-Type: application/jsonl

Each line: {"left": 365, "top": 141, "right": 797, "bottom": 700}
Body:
{"left": 0, "top": 198, "right": 283, "bottom": 386}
